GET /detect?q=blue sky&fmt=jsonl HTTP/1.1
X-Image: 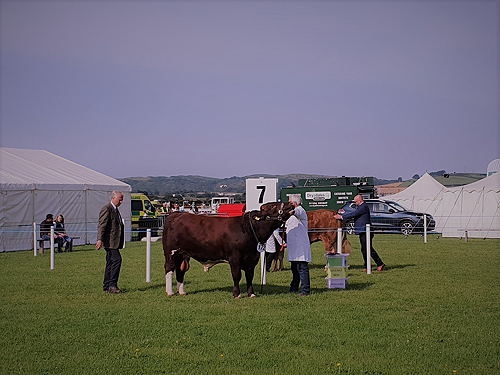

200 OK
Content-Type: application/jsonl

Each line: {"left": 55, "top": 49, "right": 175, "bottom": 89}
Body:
{"left": 1, "top": 0, "right": 498, "bottom": 179}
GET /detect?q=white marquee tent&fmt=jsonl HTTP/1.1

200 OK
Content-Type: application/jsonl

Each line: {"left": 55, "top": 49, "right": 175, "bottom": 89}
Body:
{"left": 385, "top": 172, "right": 500, "bottom": 238}
{"left": 0, "top": 147, "right": 132, "bottom": 252}
{"left": 438, "top": 173, "right": 500, "bottom": 238}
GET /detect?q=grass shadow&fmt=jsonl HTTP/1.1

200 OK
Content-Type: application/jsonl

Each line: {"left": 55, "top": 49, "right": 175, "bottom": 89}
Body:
{"left": 165, "top": 281, "right": 375, "bottom": 296}
{"left": 346, "top": 282, "right": 375, "bottom": 290}
{"left": 349, "top": 263, "right": 417, "bottom": 271}
{"left": 135, "top": 283, "right": 166, "bottom": 292}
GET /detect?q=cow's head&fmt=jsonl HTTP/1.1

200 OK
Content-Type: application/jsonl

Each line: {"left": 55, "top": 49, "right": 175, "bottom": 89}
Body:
{"left": 257, "top": 201, "right": 294, "bottom": 223}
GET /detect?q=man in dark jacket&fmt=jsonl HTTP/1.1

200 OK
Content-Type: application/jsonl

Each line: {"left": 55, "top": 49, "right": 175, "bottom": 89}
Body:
{"left": 40, "top": 214, "right": 64, "bottom": 253}
{"left": 334, "top": 195, "right": 385, "bottom": 271}
{"left": 96, "top": 191, "right": 125, "bottom": 293}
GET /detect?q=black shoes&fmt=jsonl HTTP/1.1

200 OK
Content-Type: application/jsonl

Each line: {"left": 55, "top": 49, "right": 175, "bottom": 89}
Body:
{"left": 105, "top": 286, "right": 122, "bottom": 294}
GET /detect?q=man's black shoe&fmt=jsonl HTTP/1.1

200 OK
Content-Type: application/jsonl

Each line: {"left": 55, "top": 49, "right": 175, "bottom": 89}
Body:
{"left": 107, "top": 287, "right": 122, "bottom": 294}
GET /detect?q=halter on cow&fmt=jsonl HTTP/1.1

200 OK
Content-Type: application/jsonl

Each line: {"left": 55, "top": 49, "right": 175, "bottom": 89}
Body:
{"left": 162, "top": 201, "right": 294, "bottom": 298}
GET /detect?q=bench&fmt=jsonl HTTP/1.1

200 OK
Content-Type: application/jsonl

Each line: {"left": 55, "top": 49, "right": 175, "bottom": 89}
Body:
{"left": 38, "top": 237, "right": 80, "bottom": 254}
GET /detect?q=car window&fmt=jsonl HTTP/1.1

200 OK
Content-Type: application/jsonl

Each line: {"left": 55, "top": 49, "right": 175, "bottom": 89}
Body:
{"left": 131, "top": 200, "right": 142, "bottom": 211}
{"left": 388, "top": 202, "right": 406, "bottom": 212}
{"left": 382, "top": 204, "right": 392, "bottom": 212}
{"left": 144, "top": 200, "right": 155, "bottom": 212}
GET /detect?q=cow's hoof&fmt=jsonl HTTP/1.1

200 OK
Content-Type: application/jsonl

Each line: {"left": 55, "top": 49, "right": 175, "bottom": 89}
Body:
{"left": 166, "top": 293, "right": 175, "bottom": 297}
{"left": 249, "top": 293, "right": 256, "bottom": 298}
{"left": 234, "top": 294, "right": 242, "bottom": 299}
{"left": 178, "top": 292, "right": 187, "bottom": 296}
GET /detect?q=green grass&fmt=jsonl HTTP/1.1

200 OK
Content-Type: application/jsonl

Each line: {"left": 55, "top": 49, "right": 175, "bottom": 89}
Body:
{"left": 1, "top": 235, "right": 499, "bottom": 375}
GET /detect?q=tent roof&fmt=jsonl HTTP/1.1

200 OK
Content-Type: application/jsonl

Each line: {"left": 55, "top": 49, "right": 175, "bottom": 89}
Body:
{"left": 487, "top": 158, "right": 500, "bottom": 174}
{"left": 0, "top": 147, "right": 131, "bottom": 191}
{"left": 384, "top": 173, "right": 446, "bottom": 200}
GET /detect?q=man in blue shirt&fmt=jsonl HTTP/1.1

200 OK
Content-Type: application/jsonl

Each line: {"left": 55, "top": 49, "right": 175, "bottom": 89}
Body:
{"left": 334, "top": 195, "right": 385, "bottom": 271}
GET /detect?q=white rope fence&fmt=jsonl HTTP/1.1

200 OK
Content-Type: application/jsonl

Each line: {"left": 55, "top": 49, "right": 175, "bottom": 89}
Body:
{"left": 1, "top": 219, "right": 497, "bottom": 277}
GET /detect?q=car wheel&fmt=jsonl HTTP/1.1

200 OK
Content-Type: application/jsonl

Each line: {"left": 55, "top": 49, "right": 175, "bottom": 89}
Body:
{"left": 345, "top": 221, "right": 355, "bottom": 235}
{"left": 400, "top": 221, "right": 414, "bottom": 236}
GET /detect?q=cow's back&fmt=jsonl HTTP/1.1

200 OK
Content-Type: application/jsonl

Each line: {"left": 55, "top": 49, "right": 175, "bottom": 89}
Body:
{"left": 307, "top": 209, "right": 338, "bottom": 231}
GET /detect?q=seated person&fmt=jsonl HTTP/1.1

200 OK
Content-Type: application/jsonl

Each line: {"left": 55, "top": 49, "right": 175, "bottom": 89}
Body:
{"left": 40, "top": 214, "right": 64, "bottom": 252}
{"left": 54, "top": 214, "right": 73, "bottom": 252}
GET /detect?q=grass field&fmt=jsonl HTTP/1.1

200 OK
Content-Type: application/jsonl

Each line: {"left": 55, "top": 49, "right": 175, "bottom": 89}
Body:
{"left": 1, "top": 235, "right": 499, "bottom": 375}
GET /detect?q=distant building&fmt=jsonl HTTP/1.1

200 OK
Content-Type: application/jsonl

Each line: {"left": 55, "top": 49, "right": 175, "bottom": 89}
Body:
{"left": 487, "top": 159, "right": 499, "bottom": 176}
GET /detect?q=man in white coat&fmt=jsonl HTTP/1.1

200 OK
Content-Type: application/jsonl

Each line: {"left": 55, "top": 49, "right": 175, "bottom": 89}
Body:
{"left": 286, "top": 195, "right": 311, "bottom": 296}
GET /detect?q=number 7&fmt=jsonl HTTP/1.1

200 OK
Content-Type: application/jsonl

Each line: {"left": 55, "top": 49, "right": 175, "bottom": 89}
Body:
{"left": 256, "top": 185, "right": 266, "bottom": 203}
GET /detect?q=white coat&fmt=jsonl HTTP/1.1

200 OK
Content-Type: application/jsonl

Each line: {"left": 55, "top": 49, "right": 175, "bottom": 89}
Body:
{"left": 285, "top": 205, "right": 311, "bottom": 262}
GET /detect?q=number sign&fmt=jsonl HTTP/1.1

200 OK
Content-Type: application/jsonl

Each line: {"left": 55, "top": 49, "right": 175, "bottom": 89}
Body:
{"left": 245, "top": 178, "right": 278, "bottom": 211}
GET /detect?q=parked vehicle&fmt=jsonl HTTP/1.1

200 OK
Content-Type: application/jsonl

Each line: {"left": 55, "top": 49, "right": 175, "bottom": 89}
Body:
{"left": 151, "top": 199, "right": 168, "bottom": 215}
{"left": 217, "top": 203, "right": 246, "bottom": 217}
{"left": 338, "top": 199, "right": 435, "bottom": 235}
{"left": 210, "top": 196, "right": 235, "bottom": 213}
{"left": 131, "top": 193, "right": 159, "bottom": 240}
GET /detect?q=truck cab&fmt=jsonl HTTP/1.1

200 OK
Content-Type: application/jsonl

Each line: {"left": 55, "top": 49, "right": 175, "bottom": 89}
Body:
{"left": 131, "top": 193, "right": 159, "bottom": 240}
{"left": 151, "top": 199, "right": 168, "bottom": 215}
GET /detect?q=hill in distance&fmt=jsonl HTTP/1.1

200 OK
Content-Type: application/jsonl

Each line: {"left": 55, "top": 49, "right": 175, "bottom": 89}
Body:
{"left": 400, "top": 172, "right": 486, "bottom": 188}
{"left": 119, "top": 174, "right": 400, "bottom": 195}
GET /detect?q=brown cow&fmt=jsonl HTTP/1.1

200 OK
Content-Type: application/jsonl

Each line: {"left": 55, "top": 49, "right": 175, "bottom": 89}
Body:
{"left": 162, "top": 202, "right": 294, "bottom": 298}
{"left": 307, "top": 209, "right": 351, "bottom": 254}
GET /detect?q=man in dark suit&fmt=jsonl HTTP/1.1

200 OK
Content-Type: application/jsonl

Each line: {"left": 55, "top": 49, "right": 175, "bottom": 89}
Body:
{"left": 335, "top": 195, "right": 385, "bottom": 272}
{"left": 96, "top": 191, "right": 125, "bottom": 293}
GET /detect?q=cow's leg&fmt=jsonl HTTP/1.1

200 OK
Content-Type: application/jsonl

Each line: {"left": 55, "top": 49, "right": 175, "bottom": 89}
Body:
{"left": 165, "top": 271, "right": 174, "bottom": 296}
{"left": 229, "top": 262, "right": 242, "bottom": 298}
{"left": 175, "top": 267, "right": 186, "bottom": 295}
{"left": 271, "top": 257, "right": 278, "bottom": 272}
{"left": 244, "top": 267, "right": 256, "bottom": 297}
{"left": 164, "top": 256, "right": 175, "bottom": 296}
{"left": 278, "top": 251, "right": 284, "bottom": 271}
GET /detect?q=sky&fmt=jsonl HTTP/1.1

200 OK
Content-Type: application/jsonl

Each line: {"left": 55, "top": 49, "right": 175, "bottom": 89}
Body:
{"left": 1, "top": 0, "right": 498, "bottom": 180}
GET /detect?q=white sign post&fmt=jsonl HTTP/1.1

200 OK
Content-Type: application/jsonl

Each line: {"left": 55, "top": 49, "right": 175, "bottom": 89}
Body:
{"left": 337, "top": 227, "right": 342, "bottom": 254}
{"left": 33, "top": 222, "right": 37, "bottom": 257}
{"left": 50, "top": 226, "right": 55, "bottom": 270}
{"left": 246, "top": 178, "right": 278, "bottom": 287}
{"left": 146, "top": 229, "right": 151, "bottom": 283}
{"left": 366, "top": 224, "right": 371, "bottom": 275}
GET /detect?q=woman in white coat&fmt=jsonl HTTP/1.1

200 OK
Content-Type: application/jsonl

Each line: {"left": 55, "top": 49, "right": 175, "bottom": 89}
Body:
{"left": 286, "top": 195, "right": 311, "bottom": 296}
